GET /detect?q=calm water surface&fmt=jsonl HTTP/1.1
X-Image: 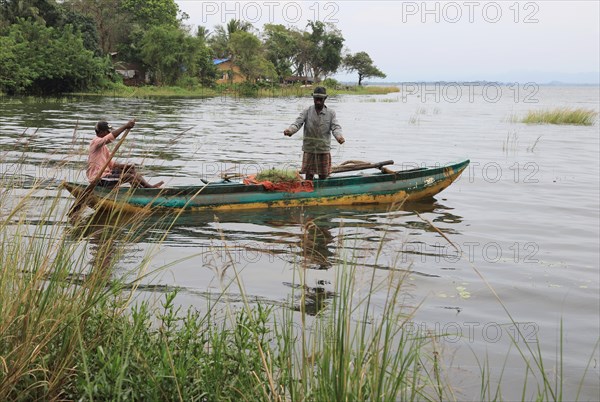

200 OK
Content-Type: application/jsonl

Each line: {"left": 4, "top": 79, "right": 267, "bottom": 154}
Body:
{"left": 1, "top": 85, "right": 598, "bottom": 399}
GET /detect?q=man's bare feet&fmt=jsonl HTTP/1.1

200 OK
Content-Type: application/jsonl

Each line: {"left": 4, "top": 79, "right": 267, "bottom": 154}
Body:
{"left": 151, "top": 181, "right": 165, "bottom": 188}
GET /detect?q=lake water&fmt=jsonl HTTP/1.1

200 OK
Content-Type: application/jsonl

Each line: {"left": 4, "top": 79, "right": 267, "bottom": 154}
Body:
{"left": 1, "top": 85, "right": 598, "bottom": 400}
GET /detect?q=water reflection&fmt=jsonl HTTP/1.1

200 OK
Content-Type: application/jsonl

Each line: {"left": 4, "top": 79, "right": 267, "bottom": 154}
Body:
{"left": 66, "top": 209, "right": 161, "bottom": 283}
{"left": 75, "top": 199, "right": 464, "bottom": 263}
{"left": 71, "top": 199, "right": 463, "bottom": 306}
{"left": 301, "top": 217, "right": 335, "bottom": 270}
{"left": 283, "top": 280, "right": 336, "bottom": 316}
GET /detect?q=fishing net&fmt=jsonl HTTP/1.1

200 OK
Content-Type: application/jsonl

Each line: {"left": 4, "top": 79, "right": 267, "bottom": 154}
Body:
{"left": 243, "top": 175, "right": 314, "bottom": 193}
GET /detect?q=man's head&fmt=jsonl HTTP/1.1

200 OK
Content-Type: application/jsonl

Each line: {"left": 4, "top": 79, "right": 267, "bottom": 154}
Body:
{"left": 95, "top": 121, "right": 112, "bottom": 137}
{"left": 312, "top": 86, "right": 327, "bottom": 111}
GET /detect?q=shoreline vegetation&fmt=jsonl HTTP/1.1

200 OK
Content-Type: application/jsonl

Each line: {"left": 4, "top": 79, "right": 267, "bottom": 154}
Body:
{"left": 1, "top": 3, "right": 392, "bottom": 99}
{"left": 1, "top": 174, "right": 597, "bottom": 400}
{"left": 71, "top": 82, "right": 400, "bottom": 99}
{"left": 0, "top": 83, "right": 400, "bottom": 99}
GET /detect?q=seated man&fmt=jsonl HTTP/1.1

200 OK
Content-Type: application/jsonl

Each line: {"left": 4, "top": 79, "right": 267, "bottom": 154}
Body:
{"left": 87, "top": 119, "right": 163, "bottom": 188}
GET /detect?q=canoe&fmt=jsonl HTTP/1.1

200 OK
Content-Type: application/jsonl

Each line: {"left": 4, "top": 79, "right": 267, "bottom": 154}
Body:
{"left": 62, "top": 159, "right": 469, "bottom": 214}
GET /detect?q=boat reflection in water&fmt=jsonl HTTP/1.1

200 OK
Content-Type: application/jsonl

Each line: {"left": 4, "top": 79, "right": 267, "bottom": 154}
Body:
{"left": 72, "top": 198, "right": 463, "bottom": 315}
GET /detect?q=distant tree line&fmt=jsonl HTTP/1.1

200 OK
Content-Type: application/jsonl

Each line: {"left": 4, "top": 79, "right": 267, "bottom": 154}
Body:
{"left": 0, "top": 0, "right": 386, "bottom": 95}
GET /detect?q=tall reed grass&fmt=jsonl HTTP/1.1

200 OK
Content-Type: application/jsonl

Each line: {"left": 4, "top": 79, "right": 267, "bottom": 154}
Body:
{"left": 1, "top": 172, "right": 598, "bottom": 400}
{"left": 522, "top": 107, "right": 598, "bottom": 126}
{"left": 0, "top": 175, "right": 441, "bottom": 400}
{"left": 0, "top": 175, "right": 181, "bottom": 399}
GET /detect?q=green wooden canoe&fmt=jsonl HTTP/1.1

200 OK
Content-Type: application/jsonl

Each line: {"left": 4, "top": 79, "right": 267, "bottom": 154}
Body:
{"left": 62, "top": 159, "right": 469, "bottom": 213}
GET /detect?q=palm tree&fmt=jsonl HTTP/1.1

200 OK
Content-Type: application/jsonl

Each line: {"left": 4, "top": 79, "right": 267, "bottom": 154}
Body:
{"left": 208, "top": 19, "right": 253, "bottom": 58}
{"left": 196, "top": 25, "right": 210, "bottom": 42}
{"left": 226, "top": 19, "right": 252, "bottom": 36}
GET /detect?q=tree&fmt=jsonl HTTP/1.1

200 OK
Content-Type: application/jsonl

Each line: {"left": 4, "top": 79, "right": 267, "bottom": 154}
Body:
{"left": 208, "top": 19, "right": 253, "bottom": 58}
{"left": 120, "top": 0, "right": 179, "bottom": 28}
{"left": 228, "top": 30, "right": 275, "bottom": 83}
{"left": 305, "top": 21, "right": 344, "bottom": 82}
{"left": 226, "top": 18, "right": 252, "bottom": 35}
{"left": 63, "top": 0, "right": 127, "bottom": 54}
{"left": 0, "top": 0, "right": 63, "bottom": 27}
{"left": 344, "top": 51, "right": 386, "bottom": 86}
{"left": 196, "top": 25, "right": 209, "bottom": 42}
{"left": 262, "top": 24, "right": 298, "bottom": 82}
{"left": 0, "top": 0, "right": 100, "bottom": 53}
{"left": 194, "top": 46, "right": 217, "bottom": 86}
{"left": 138, "top": 24, "right": 215, "bottom": 87}
{"left": 60, "top": 7, "right": 100, "bottom": 54}
{"left": 140, "top": 24, "right": 204, "bottom": 85}
{"left": 0, "top": 19, "right": 108, "bottom": 94}
{"left": 0, "top": 32, "right": 34, "bottom": 93}
{"left": 289, "top": 28, "right": 312, "bottom": 78}
{"left": 64, "top": 0, "right": 187, "bottom": 56}
{"left": 119, "top": 0, "right": 182, "bottom": 64}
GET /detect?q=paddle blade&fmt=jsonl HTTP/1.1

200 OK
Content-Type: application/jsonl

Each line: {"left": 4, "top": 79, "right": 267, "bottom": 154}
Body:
{"left": 67, "top": 184, "right": 95, "bottom": 216}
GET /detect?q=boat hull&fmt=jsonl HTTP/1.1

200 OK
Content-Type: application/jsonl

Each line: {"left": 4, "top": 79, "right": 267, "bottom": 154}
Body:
{"left": 62, "top": 160, "right": 469, "bottom": 213}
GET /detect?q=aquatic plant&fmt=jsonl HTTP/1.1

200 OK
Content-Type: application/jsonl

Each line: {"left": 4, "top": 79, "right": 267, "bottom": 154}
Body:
{"left": 522, "top": 108, "right": 598, "bottom": 126}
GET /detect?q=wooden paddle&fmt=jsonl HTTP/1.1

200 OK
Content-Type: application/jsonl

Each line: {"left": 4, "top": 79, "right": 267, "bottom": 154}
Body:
{"left": 331, "top": 160, "right": 394, "bottom": 174}
{"left": 68, "top": 128, "right": 132, "bottom": 216}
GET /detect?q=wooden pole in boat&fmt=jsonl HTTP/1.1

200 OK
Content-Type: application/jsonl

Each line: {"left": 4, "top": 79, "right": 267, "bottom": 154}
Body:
{"left": 68, "top": 128, "right": 132, "bottom": 216}
{"left": 331, "top": 160, "right": 394, "bottom": 174}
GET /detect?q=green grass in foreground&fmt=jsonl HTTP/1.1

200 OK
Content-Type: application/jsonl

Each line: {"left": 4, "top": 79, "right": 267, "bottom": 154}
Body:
{"left": 0, "top": 183, "right": 434, "bottom": 400}
{"left": 1, "top": 174, "right": 598, "bottom": 400}
{"left": 522, "top": 107, "right": 598, "bottom": 126}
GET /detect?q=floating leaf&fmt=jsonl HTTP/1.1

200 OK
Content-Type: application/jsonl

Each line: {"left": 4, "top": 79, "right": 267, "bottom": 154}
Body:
{"left": 456, "top": 286, "right": 471, "bottom": 299}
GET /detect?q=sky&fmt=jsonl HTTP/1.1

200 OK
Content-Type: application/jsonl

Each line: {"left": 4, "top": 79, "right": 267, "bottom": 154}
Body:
{"left": 175, "top": 0, "right": 600, "bottom": 84}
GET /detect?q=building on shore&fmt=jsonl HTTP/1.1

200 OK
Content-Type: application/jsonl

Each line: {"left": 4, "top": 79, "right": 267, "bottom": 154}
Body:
{"left": 214, "top": 58, "right": 245, "bottom": 84}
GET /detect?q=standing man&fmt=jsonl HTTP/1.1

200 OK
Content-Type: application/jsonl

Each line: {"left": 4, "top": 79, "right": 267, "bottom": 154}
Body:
{"left": 284, "top": 86, "right": 345, "bottom": 180}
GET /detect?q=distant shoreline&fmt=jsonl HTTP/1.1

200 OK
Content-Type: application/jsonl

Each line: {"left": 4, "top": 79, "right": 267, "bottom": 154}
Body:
{"left": 2, "top": 82, "right": 596, "bottom": 99}
{"left": 66, "top": 84, "right": 400, "bottom": 99}
{"left": 360, "top": 81, "right": 600, "bottom": 87}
